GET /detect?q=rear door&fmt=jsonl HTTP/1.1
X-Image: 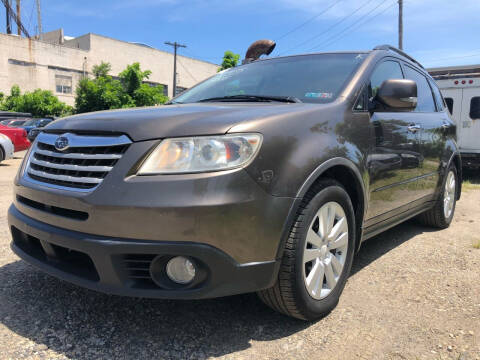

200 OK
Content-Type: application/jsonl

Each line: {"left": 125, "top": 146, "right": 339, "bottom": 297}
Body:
{"left": 366, "top": 59, "right": 423, "bottom": 220}
{"left": 460, "top": 87, "right": 480, "bottom": 151}
{"left": 402, "top": 65, "right": 444, "bottom": 200}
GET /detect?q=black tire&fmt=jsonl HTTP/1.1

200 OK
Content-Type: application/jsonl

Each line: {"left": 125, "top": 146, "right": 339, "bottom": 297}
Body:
{"left": 258, "top": 179, "right": 356, "bottom": 320}
{"left": 418, "top": 164, "right": 458, "bottom": 229}
{"left": 0, "top": 146, "right": 4, "bottom": 163}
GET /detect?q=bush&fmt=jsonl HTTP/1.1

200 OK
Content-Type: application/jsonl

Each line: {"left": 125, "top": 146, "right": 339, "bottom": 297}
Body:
{"left": 75, "top": 62, "right": 168, "bottom": 114}
{"left": 0, "top": 85, "right": 73, "bottom": 117}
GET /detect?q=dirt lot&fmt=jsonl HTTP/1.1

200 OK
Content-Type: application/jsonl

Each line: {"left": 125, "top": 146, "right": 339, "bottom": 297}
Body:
{"left": 0, "top": 155, "right": 479, "bottom": 360}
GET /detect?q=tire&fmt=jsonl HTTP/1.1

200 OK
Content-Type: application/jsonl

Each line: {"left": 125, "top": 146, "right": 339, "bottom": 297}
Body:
{"left": 258, "top": 179, "right": 356, "bottom": 320}
{"left": 418, "top": 164, "right": 458, "bottom": 229}
{"left": 0, "top": 147, "right": 4, "bottom": 163}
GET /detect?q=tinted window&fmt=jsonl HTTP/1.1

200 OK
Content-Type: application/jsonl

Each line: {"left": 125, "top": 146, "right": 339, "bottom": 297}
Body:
{"left": 429, "top": 80, "right": 444, "bottom": 111}
{"left": 471, "top": 97, "right": 480, "bottom": 119}
{"left": 369, "top": 60, "right": 404, "bottom": 98}
{"left": 445, "top": 97, "right": 454, "bottom": 115}
{"left": 403, "top": 66, "right": 436, "bottom": 112}
{"left": 174, "top": 53, "right": 366, "bottom": 104}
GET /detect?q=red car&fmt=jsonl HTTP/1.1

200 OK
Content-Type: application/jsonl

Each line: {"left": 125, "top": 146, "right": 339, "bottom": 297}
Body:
{"left": 0, "top": 124, "right": 30, "bottom": 152}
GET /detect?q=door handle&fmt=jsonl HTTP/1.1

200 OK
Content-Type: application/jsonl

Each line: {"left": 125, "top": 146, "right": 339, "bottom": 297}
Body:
{"left": 407, "top": 124, "right": 421, "bottom": 133}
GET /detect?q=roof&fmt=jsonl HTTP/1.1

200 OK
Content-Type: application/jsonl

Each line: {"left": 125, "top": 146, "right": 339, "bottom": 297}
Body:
{"left": 427, "top": 64, "right": 480, "bottom": 78}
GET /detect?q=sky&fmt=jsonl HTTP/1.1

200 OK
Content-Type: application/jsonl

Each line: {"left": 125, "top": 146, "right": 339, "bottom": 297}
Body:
{"left": 1, "top": 0, "right": 479, "bottom": 69}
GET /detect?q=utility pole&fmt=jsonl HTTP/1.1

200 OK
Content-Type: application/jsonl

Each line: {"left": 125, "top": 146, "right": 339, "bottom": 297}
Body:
{"left": 5, "top": 0, "right": 12, "bottom": 34}
{"left": 36, "top": 0, "right": 42, "bottom": 39}
{"left": 16, "top": 0, "right": 20, "bottom": 36}
{"left": 1, "top": 0, "right": 30, "bottom": 37}
{"left": 165, "top": 41, "right": 187, "bottom": 97}
{"left": 398, "top": 0, "right": 403, "bottom": 50}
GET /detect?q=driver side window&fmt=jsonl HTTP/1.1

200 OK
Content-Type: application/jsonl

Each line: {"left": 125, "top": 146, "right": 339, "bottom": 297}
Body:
{"left": 369, "top": 60, "right": 404, "bottom": 98}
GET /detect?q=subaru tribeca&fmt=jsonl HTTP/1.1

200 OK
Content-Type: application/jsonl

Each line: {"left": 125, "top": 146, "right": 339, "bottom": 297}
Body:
{"left": 9, "top": 44, "right": 461, "bottom": 320}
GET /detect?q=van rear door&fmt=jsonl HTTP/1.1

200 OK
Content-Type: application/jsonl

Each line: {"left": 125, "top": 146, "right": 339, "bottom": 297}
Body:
{"left": 460, "top": 87, "right": 480, "bottom": 151}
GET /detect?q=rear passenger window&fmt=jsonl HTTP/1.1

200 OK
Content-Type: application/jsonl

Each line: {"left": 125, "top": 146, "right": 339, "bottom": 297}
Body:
{"left": 369, "top": 60, "right": 404, "bottom": 98}
{"left": 471, "top": 97, "right": 480, "bottom": 119}
{"left": 429, "top": 80, "right": 444, "bottom": 111}
{"left": 445, "top": 98, "right": 454, "bottom": 115}
{"left": 403, "top": 66, "right": 436, "bottom": 112}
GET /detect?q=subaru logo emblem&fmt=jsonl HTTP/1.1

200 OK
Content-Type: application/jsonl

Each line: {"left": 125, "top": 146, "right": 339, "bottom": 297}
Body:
{"left": 54, "top": 136, "right": 70, "bottom": 151}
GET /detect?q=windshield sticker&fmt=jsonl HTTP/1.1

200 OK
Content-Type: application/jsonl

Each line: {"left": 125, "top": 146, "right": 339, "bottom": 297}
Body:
{"left": 305, "top": 92, "right": 333, "bottom": 99}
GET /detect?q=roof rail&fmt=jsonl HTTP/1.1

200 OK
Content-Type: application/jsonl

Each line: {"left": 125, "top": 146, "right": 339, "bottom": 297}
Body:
{"left": 373, "top": 44, "right": 424, "bottom": 69}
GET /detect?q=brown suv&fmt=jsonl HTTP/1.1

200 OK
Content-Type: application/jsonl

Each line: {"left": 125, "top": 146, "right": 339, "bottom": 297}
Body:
{"left": 9, "top": 44, "right": 461, "bottom": 320}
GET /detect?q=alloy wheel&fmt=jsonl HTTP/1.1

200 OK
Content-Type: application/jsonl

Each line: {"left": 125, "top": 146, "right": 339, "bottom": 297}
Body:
{"left": 303, "top": 201, "right": 349, "bottom": 300}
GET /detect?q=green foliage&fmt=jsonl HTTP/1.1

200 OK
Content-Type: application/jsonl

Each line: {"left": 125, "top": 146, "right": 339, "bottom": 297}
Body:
{"left": 218, "top": 51, "right": 240, "bottom": 72}
{"left": 0, "top": 85, "right": 73, "bottom": 117}
{"left": 92, "top": 62, "right": 112, "bottom": 79}
{"left": 75, "top": 62, "right": 167, "bottom": 114}
{"left": 133, "top": 83, "right": 168, "bottom": 107}
{"left": 119, "top": 63, "right": 152, "bottom": 97}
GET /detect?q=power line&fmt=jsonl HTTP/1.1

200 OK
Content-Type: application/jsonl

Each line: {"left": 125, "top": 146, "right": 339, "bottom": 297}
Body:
{"left": 275, "top": 0, "right": 344, "bottom": 42}
{"left": 177, "top": 57, "right": 198, "bottom": 83}
{"left": 278, "top": 0, "right": 377, "bottom": 56}
{"left": 307, "top": 0, "right": 394, "bottom": 52}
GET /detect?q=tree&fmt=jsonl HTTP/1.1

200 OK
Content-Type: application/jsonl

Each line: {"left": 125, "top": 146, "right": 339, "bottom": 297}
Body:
{"left": 119, "top": 63, "right": 152, "bottom": 97}
{"left": 133, "top": 83, "right": 168, "bottom": 107}
{"left": 218, "top": 51, "right": 240, "bottom": 72}
{"left": 92, "top": 62, "right": 112, "bottom": 79}
{"left": 75, "top": 62, "right": 168, "bottom": 114}
{"left": 0, "top": 85, "right": 73, "bottom": 117}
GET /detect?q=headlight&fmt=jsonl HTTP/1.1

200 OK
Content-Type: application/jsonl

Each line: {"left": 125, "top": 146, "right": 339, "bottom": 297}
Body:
{"left": 137, "top": 133, "right": 262, "bottom": 174}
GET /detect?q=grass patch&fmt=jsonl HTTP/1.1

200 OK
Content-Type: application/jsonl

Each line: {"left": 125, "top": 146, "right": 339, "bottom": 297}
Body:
{"left": 473, "top": 239, "right": 480, "bottom": 249}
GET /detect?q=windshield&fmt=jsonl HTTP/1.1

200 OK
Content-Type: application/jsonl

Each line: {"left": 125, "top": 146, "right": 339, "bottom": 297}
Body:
{"left": 174, "top": 53, "right": 366, "bottom": 104}
{"left": 23, "top": 119, "right": 37, "bottom": 126}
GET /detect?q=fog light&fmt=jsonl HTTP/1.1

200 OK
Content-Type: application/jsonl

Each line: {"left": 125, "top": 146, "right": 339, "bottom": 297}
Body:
{"left": 166, "top": 256, "right": 196, "bottom": 284}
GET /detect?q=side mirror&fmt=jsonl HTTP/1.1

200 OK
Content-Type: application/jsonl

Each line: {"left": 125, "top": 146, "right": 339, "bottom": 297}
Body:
{"left": 375, "top": 79, "right": 417, "bottom": 111}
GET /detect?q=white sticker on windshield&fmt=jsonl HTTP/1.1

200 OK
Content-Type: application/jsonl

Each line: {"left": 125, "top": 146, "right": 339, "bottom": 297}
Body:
{"left": 305, "top": 92, "right": 333, "bottom": 99}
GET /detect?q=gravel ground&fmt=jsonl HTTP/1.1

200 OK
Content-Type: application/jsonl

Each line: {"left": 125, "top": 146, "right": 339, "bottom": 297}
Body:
{"left": 0, "top": 155, "right": 479, "bottom": 360}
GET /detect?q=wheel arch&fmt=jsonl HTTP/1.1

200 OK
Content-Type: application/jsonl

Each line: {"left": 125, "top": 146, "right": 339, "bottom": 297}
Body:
{"left": 275, "top": 158, "right": 367, "bottom": 260}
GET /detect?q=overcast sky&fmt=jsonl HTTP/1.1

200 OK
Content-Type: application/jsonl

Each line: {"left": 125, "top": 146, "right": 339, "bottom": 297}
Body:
{"left": 1, "top": 0, "right": 478, "bottom": 68}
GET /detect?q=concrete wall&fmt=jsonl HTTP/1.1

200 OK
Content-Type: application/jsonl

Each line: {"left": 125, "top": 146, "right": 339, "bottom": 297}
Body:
{"left": 0, "top": 32, "right": 218, "bottom": 106}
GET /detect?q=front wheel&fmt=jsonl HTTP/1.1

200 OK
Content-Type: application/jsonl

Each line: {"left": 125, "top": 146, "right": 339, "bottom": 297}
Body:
{"left": 418, "top": 164, "right": 458, "bottom": 229}
{"left": 258, "top": 179, "right": 355, "bottom": 320}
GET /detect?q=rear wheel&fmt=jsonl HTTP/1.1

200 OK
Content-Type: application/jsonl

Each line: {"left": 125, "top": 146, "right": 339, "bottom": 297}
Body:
{"left": 258, "top": 179, "right": 355, "bottom": 320}
{"left": 418, "top": 164, "right": 458, "bottom": 228}
{"left": 0, "top": 147, "right": 4, "bottom": 163}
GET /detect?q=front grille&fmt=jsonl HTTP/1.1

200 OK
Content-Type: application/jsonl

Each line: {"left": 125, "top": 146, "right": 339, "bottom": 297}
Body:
{"left": 123, "top": 254, "right": 157, "bottom": 289}
{"left": 16, "top": 195, "right": 89, "bottom": 221}
{"left": 25, "top": 132, "right": 131, "bottom": 191}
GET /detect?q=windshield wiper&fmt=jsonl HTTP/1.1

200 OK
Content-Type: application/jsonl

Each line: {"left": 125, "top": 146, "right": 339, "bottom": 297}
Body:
{"left": 197, "top": 95, "right": 302, "bottom": 103}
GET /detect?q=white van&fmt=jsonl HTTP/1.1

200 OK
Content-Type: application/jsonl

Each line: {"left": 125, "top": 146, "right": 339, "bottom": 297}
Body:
{"left": 429, "top": 65, "right": 480, "bottom": 169}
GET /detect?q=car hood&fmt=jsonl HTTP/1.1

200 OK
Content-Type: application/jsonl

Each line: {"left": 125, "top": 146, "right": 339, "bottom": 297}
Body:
{"left": 45, "top": 103, "right": 316, "bottom": 142}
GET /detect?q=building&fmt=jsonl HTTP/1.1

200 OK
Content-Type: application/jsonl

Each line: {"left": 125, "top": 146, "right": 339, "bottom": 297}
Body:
{"left": 0, "top": 29, "right": 218, "bottom": 106}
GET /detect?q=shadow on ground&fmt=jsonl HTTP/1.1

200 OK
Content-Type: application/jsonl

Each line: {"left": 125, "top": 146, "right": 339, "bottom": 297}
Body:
{"left": 0, "top": 220, "right": 437, "bottom": 359}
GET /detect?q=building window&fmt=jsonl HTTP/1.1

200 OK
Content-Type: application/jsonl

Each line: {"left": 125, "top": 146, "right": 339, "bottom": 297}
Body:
{"left": 55, "top": 75, "right": 72, "bottom": 94}
{"left": 8, "top": 59, "right": 36, "bottom": 67}
{"left": 175, "top": 86, "right": 187, "bottom": 96}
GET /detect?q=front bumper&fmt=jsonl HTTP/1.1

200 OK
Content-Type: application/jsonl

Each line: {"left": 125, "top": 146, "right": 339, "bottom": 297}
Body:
{"left": 9, "top": 206, "right": 280, "bottom": 299}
